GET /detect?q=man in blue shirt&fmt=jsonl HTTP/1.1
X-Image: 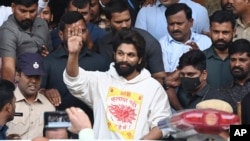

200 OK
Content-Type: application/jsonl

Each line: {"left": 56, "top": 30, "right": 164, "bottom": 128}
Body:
{"left": 159, "top": 3, "right": 211, "bottom": 73}
{"left": 0, "top": 79, "right": 16, "bottom": 140}
{"left": 135, "top": 0, "right": 210, "bottom": 39}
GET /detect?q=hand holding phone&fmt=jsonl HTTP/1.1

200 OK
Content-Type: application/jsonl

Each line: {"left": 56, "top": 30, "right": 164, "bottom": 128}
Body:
{"left": 66, "top": 107, "right": 92, "bottom": 134}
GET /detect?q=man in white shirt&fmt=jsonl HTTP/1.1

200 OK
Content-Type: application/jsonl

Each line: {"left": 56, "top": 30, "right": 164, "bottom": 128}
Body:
{"left": 135, "top": 0, "right": 210, "bottom": 39}
{"left": 159, "top": 3, "right": 211, "bottom": 73}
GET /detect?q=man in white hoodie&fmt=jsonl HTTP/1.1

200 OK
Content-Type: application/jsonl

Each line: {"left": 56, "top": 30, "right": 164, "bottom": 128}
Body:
{"left": 63, "top": 28, "right": 172, "bottom": 140}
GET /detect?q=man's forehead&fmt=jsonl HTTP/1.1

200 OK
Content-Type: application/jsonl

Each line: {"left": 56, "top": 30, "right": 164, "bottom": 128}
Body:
{"left": 68, "top": 1, "right": 90, "bottom": 9}
{"left": 117, "top": 44, "right": 137, "bottom": 52}
{"left": 42, "top": 6, "right": 51, "bottom": 12}
{"left": 230, "top": 52, "right": 250, "bottom": 58}
{"left": 15, "top": 3, "right": 38, "bottom": 9}
{"left": 181, "top": 66, "right": 199, "bottom": 72}
{"left": 111, "top": 10, "right": 130, "bottom": 17}
{"left": 65, "top": 20, "right": 86, "bottom": 28}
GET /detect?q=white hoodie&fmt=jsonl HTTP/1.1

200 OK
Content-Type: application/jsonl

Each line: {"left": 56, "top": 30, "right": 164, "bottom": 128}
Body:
{"left": 63, "top": 63, "right": 172, "bottom": 139}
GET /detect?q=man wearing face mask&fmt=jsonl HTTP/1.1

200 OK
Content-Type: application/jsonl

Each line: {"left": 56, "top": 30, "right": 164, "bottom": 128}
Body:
{"left": 176, "top": 50, "right": 228, "bottom": 109}
{"left": 203, "top": 10, "right": 235, "bottom": 89}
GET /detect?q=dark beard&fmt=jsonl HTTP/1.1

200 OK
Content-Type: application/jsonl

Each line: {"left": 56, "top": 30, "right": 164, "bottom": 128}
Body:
{"left": 221, "top": 3, "right": 234, "bottom": 11}
{"left": 114, "top": 62, "right": 137, "bottom": 77}
{"left": 15, "top": 16, "right": 34, "bottom": 30}
{"left": 111, "top": 27, "right": 131, "bottom": 36}
{"left": 213, "top": 39, "right": 231, "bottom": 51}
{"left": 231, "top": 67, "right": 248, "bottom": 80}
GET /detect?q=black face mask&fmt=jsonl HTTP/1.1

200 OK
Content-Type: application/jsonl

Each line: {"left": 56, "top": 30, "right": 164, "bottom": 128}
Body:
{"left": 181, "top": 77, "right": 201, "bottom": 92}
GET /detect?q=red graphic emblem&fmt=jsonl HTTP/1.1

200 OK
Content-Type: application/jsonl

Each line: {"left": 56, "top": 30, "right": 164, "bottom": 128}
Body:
{"left": 109, "top": 105, "right": 136, "bottom": 123}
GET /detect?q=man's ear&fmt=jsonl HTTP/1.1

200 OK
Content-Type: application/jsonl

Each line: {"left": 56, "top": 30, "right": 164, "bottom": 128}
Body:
{"left": 15, "top": 72, "right": 20, "bottom": 84}
{"left": 202, "top": 70, "right": 207, "bottom": 80}
{"left": 3, "top": 103, "right": 12, "bottom": 114}
{"left": 11, "top": 3, "right": 16, "bottom": 13}
{"left": 7, "top": 103, "right": 12, "bottom": 112}
{"left": 59, "top": 30, "right": 64, "bottom": 41}
{"left": 189, "top": 18, "right": 194, "bottom": 28}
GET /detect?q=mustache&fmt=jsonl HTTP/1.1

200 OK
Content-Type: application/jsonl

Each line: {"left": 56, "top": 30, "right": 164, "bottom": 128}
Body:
{"left": 224, "top": 3, "right": 233, "bottom": 7}
{"left": 172, "top": 30, "right": 182, "bottom": 34}
{"left": 222, "top": 3, "right": 234, "bottom": 10}
{"left": 214, "top": 39, "right": 227, "bottom": 44}
{"left": 21, "top": 19, "right": 33, "bottom": 24}
{"left": 118, "top": 62, "right": 130, "bottom": 66}
{"left": 232, "top": 67, "right": 244, "bottom": 72}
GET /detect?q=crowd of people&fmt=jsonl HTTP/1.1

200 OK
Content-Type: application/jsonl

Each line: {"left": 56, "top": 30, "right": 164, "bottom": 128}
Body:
{"left": 0, "top": 0, "right": 250, "bottom": 140}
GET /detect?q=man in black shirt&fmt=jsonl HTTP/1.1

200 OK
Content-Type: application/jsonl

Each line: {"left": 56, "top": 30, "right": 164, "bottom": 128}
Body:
{"left": 177, "top": 50, "right": 228, "bottom": 109}
{"left": 220, "top": 39, "right": 250, "bottom": 114}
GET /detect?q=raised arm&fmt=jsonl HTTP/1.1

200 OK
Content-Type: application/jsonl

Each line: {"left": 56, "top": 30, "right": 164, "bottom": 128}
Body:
{"left": 66, "top": 24, "right": 84, "bottom": 77}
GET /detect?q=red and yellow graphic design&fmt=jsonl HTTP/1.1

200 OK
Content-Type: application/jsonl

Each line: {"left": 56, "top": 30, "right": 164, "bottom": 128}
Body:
{"left": 106, "top": 87, "right": 143, "bottom": 139}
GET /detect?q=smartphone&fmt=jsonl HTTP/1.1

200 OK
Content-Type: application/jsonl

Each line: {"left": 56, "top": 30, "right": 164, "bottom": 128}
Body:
{"left": 44, "top": 111, "right": 71, "bottom": 128}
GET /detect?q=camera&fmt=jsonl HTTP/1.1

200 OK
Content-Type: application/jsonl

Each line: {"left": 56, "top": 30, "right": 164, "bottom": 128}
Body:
{"left": 44, "top": 111, "right": 71, "bottom": 128}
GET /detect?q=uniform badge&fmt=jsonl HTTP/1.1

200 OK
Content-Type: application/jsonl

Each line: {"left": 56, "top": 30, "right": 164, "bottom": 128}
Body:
{"left": 33, "top": 62, "right": 39, "bottom": 69}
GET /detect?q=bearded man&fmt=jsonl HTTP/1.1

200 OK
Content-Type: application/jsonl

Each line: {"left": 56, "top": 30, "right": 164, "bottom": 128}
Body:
{"left": 63, "top": 28, "right": 172, "bottom": 140}
{"left": 0, "top": 0, "right": 52, "bottom": 83}
{"left": 203, "top": 10, "right": 236, "bottom": 89}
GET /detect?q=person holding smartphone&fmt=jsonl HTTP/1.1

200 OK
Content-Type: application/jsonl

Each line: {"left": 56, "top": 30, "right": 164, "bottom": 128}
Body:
{"left": 66, "top": 107, "right": 94, "bottom": 140}
{"left": 40, "top": 107, "right": 94, "bottom": 140}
